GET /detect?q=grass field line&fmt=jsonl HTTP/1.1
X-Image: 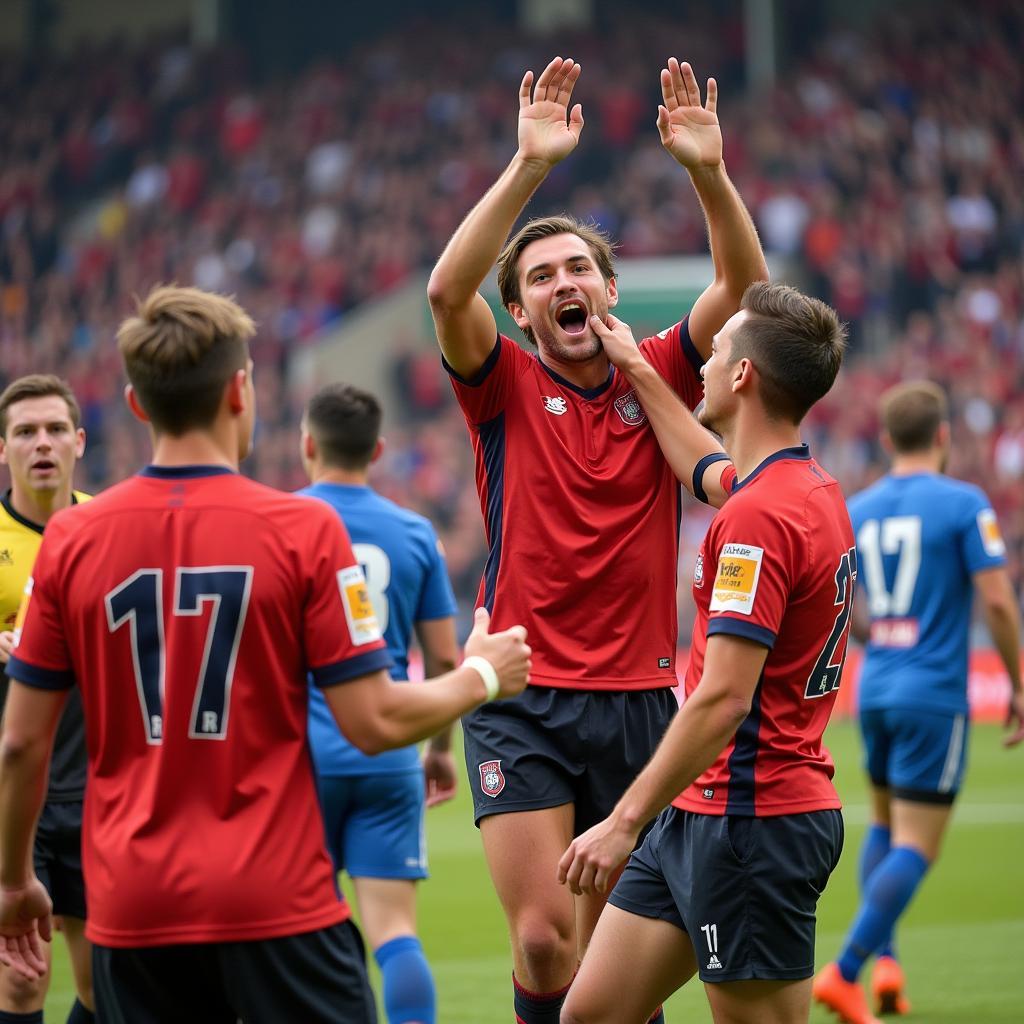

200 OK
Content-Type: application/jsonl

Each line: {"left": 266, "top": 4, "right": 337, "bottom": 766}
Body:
{"left": 841, "top": 802, "right": 1024, "bottom": 824}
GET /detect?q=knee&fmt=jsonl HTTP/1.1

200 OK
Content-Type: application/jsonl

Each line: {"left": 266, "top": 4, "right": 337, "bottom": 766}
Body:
{"left": 514, "top": 914, "right": 574, "bottom": 974}
{"left": 0, "top": 967, "right": 47, "bottom": 1011}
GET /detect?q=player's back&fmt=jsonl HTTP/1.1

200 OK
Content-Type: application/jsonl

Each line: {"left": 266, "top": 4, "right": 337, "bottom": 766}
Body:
{"left": 300, "top": 482, "right": 457, "bottom": 776}
{"left": 850, "top": 472, "right": 1005, "bottom": 715}
{"left": 12, "top": 466, "right": 390, "bottom": 947}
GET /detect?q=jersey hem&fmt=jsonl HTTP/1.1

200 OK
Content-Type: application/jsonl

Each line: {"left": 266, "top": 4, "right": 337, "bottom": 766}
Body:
{"left": 673, "top": 796, "right": 842, "bottom": 817}
{"left": 526, "top": 675, "right": 677, "bottom": 692}
{"left": 85, "top": 902, "right": 350, "bottom": 948}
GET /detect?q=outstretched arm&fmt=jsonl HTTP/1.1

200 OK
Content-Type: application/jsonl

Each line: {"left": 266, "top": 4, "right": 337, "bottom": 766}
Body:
{"left": 427, "top": 56, "right": 585, "bottom": 378}
{"left": 558, "top": 634, "right": 767, "bottom": 895}
{"left": 657, "top": 58, "right": 768, "bottom": 360}
{"left": 591, "top": 313, "right": 733, "bottom": 507}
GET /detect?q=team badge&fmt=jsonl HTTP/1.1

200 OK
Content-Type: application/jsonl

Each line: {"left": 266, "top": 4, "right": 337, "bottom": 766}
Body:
{"left": 709, "top": 542, "right": 764, "bottom": 616}
{"left": 543, "top": 396, "right": 567, "bottom": 416}
{"left": 478, "top": 759, "right": 505, "bottom": 798}
{"left": 613, "top": 390, "right": 646, "bottom": 426}
{"left": 0, "top": 548, "right": 12, "bottom": 566}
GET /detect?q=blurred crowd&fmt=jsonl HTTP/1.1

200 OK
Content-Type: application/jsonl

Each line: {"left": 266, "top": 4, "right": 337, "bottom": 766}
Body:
{"left": 0, "top": 0, "right": 1022, "bottom": 628}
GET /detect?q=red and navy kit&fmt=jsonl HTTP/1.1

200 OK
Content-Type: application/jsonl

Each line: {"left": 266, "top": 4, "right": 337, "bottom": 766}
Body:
{"left": 446, "top": 320, "right": 704, "bottom": 690}
{"left": 8, "top": 465, "right": 392, "bottom": 948}
{"left": 675, "top": 445, "right": 856, "bottom": 817}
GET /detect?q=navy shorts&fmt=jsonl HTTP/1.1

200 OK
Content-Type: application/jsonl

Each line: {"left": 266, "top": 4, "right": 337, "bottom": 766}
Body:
{"left": 318, "top": 769, "right": 427, "bottom": 880}
{"left": 93, "top": 920, "right": 375, "bottom": 1024}
{"left": 462, "top": 686, "right": 677, "bottom": 830}
{"left": 861, "top": 707, "right": 968, "bottom": 804}
{"left": 34, "top": 799, "right": 86, "bottom": 920}
{"left": 609, "top": 807, "right": 844, "bottom": 983}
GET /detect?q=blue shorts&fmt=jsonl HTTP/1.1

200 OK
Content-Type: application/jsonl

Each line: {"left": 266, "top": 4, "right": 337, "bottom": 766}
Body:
{"left": 609, "top": 807, "right": 843, "bottom": 983}
{"left": 860, "top": 707, "right": 968, "bottom": 804}
{"left": 318, "top": 769, "right": 427, "bottom": 880}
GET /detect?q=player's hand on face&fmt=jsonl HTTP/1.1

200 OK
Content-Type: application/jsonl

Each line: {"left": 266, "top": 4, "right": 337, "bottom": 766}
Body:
{"left": 557, "top": 816, "right": 638, "bottom": 896}
{"left": 1003, "top": 690, "right": 1024, "bottom": 748}
{"left": 657, "top": 58, "right": 723, "bottom": 171}
{"left": 588, "top": 314, "right": 644, "bottom": 373}
{"left": 464, "top": 607, "right": 531, "bottom": 698}
{"left": 0, "top": 631, "right": 15, "bottom": 665}
{"left": 423, "top": 747, "right": 458, "bottom": 807}
{"left": 0, "top": 878, "right": 52, "bottom": 981}
{"left": 517, "top": 56, "right": 585, "bottom": 168}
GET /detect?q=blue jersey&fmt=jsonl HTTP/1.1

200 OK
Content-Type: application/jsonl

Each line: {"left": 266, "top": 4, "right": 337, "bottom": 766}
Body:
{"left": 300, "top": 483, "right": 458, "bottom": 775}
{"left": 849, "top": 473, "right": 1006, "bottom": 715}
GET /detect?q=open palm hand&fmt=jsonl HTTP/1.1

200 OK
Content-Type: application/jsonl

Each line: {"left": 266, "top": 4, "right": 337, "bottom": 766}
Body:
{"left": 518, "top": 56, "right": 585, "bottom": 167}
{"left": 657, "top": 57, "right": 722, "bottom": 170}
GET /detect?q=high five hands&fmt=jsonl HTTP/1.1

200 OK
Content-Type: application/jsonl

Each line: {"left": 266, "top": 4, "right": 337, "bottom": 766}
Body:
{"left": 516, "top": 55, "right": 722, "bottom": 172}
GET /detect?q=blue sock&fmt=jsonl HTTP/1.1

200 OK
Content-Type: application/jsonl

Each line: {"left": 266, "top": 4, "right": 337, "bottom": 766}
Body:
{"left": 512, "top": 974, "right": 571, "bottom": 1023}
{"left": 66, "top": 1000, "right": 94, "bottom": 1024}
{"left": 858, "top": 823, "right": 897, "bottom": 959}
{"left": 375, "top": 935, "right": 435, "bottom": 1024}
{"left": 837, "top": 845, "right": 929, "bottom": 982}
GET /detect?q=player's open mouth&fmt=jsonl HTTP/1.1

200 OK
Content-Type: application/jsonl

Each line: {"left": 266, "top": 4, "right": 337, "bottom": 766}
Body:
{"left": 554, "top": 301, "right": 589, "bottom": 336}
{"left": 31, "top": 460, "right": 56, "bottom": 472}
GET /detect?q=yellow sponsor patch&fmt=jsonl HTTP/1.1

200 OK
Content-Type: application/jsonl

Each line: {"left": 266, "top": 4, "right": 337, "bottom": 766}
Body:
{"left": 337, "top": 565, "right": 383, "bottom": 646}
{"left": 709, "top": 543, "right": 764, "bottom": 616}
{"left": 977, "top": 509, "right": 1006, "bottom": 558}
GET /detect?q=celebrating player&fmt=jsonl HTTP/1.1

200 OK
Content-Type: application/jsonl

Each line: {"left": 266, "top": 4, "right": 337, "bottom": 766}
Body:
{"left": 0, "top": 285, "right": 531, "bottom": 1024}
{"left": 558, "top": 282, "right": 850, "bottom": 1024}
{"left": 300, "top": 382, "right": 459, "bottom": 1024}
{"left": 426, "top": 55, "right": 767, "bottom": 1022}
{"left": 813, "top": 381, "right": 1023, "bottom": 1024}
{"left": 0, "top": 376, "right": 94, "bottom": 1024}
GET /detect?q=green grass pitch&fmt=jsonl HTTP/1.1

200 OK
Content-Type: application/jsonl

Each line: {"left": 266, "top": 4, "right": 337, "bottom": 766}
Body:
{"left": 44, "top": 720, "right": 1023, "bottom": 1021}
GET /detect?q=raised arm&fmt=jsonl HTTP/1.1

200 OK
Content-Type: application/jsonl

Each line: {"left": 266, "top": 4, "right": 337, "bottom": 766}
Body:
{"left": 591, "top": 313, "right": 734, "bottom": 507}
{"left": 657, "top": 58, "right": 768, "bottom": 360}
{"left": 427, "top": 56, "right": 585, "bottom": 378}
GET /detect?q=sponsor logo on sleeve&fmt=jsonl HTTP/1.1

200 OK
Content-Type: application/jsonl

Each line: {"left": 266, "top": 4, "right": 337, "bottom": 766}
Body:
{"left": 977, "top": 509, "right": 1006, "bottom": 558}
{"left": 613, "top": 390, "right": 647, "bottom": 426}
{"left": 709, "top": 543, "right": 764, "bottom": 616}
{"left": 337, "top": 565, "right": 382, "bottom": 646}
{"left": 694, "top": 551, "right": 705, "bottom": 588}
{"left": 478, "top": 759, "right": 505, "bottom": 798}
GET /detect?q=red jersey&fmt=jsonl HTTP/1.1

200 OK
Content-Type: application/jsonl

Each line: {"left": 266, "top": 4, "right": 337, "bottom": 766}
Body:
{"left": 446, "top": 321, "right": 703, "bottom": 690}
{"left": 674, "top": 446, "right": 855, "bottom": 817}
{"left": 8, "top": 465, "right": 392, "bottom": 947}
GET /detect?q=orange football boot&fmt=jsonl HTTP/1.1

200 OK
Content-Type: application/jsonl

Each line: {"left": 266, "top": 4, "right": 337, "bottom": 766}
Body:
{"left": 872, "top": 955, "right": 911, "bottom": 1015}
{"left": 812, "top": 962, "right": 883, "bottom": 1024}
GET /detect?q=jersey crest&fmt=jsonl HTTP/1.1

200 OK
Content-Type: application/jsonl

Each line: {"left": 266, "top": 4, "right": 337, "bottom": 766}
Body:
{"left": 542, "top": 396, "right": 567, "bottom": 416}
{"left": 478, "top": 759, "right": 505, "bottom": 798}
{"left": 614, "top": 390, "right": 647, "bottom": 426}
{"left": 0, "top": 548, "right": 12, "bottom": 566}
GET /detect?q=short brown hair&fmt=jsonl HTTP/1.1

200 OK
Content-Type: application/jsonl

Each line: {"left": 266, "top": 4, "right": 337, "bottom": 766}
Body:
{"left": 496, "top": 215, "right": 616, "bottom": 346}
{"left": 729, "top": 282, "right": 847, "bottom": 423}
{"left": 0, "top": 375, "right": 81, "bottom": 437}
{"left": 879, "top": 381, "right": 948, "bottom": 453}
{"left": 305, "top": 383, "right": 382, "bottom": 470}
{"left": 117, "top": 285, "right": 255, "bottom": 435}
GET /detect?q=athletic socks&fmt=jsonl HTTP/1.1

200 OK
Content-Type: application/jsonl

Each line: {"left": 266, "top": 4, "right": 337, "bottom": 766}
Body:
{"left": 65, "top": 1001, "right": 94, "bottom": 1024}
{"left": 0, "top": 1012, "right": 43, "bottom": 1023}
{"left": 858, "top": 823, "right": 897, "bottom": 959}
{"left": 512, "top": 974, "right": 571, "bottom": 1023}
{"left": 837, "top": 845, "right": 930, "bottom": 982}
{"left": 375, "top": 935, "right": 436, "bottom": 1024}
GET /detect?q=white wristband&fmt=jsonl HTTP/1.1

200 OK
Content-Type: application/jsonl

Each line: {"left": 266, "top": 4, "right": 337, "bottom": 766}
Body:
{"left": 463, "top": 655, "right": 500, "bottom": 702}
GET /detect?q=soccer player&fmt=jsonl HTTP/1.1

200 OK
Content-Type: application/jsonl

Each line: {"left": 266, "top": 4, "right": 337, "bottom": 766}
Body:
{"left": 0, "top": 285, "right": 531, "bottom": 1024}
{"left": 426, "top": 55, "right": 767, "bottom": 1022}
{"left": 813, "top": 381, "right": 1024, "bottom": 1024}
{"left": 299, "top": 382, "right": 459, "bottom": 1024}
{"left": 0, "top": 374, "right": 95, "bottom": 1024}
{"left": 558, "top": 282, "right": 851, "bottom": 1024}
